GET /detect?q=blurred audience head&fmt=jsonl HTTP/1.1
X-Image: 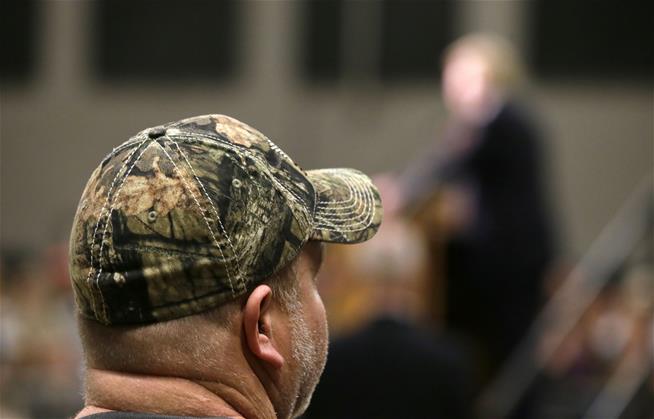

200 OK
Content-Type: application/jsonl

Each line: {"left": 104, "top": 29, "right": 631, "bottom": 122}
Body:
{"left": 345, "top": 174, "right": 430, "bottom": 322}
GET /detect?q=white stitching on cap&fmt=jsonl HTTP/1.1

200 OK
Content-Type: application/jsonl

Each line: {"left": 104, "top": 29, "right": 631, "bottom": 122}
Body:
{"left": 316, "top": 207, "right": 375, "bottom": 231}
{"left": 87, "top": 138, "right": 148, "bottom": 284}
{"left": 313, "top": 169, "right": 367, "bottom": 207}
{"left": 265, "top": 137, "right": 293, "bottom": 164}
{"left": 93, "top": 140, "right": 152, "bottom": 320}
{"left": 175, "top": 134, "right": 308, "bottom": 208}
{"left": 315, "top": 176, "right": 371, "bottom": 221}
{"left": 159, "top": 136, "right": 291, "bottom": 228}
{"left": 215, "top": 134, "right": 314, "bottom": 243}
{"left": 314, "top": 175, "right": 377, "bottom": 232}
{"left": 85, "top": 138, "right": 148, "bottom": 316}
{"left": 154, "top": 141, "right": 236, "bottom": 297}
{"left": 232, "top": 136, "right": 307, "bottom": 206}
{"left": 314, "top": 173, "right": 358, "bottom": 208}
{"left": 168, "top": 138, "right": 245, "bottom": 292}
{"left": 168, "top": 137, "right": 275, "bottom": 232}
{"left": 312, "top": 173, "right": 318, "bottom": 219}
{"left": 102, "top": 134, "right": 147, "bottom": 163}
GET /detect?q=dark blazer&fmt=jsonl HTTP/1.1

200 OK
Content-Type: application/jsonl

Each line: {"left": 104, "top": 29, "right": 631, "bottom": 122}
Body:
{"left": 442, "top": 102, "right": 555, "bottom": 364}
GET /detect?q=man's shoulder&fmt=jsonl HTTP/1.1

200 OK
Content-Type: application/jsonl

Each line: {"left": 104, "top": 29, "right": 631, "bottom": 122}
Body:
{"left": 80, "top": 412, "right": 232, "bottom": 419}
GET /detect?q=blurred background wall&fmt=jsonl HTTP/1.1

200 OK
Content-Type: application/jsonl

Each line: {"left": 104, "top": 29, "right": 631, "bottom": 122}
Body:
{"left": 1, "top": 2, "right": 652, "bottom": 419}
{"left": 2, "top": 0, "right": 652, "bottom": 259}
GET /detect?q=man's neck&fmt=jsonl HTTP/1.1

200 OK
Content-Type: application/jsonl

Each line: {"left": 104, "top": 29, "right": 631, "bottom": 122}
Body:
{"left": 77, "top": 368, "right": 277, "bottom": 419}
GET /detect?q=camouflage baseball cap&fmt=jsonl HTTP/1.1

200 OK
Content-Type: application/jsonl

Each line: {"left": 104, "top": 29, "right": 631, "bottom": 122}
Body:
{"left": 69, "top": 115, "right": 382, "bottom": 325}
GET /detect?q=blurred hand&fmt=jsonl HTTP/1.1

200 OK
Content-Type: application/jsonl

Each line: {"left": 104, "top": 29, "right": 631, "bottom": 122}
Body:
{"left": 436, "top": 185, "right": 476, "bottom": 235}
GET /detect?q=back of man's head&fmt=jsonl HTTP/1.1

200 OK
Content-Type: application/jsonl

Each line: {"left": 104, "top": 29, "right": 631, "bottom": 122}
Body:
{"left": 69, "top": 115, "right": 382, "bottom": 419}
{"left": 77, "top": 258, "right": 296, "bottom": 375}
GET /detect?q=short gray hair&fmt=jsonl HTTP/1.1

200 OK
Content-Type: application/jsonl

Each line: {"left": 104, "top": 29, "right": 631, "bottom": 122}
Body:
{"left": 78, "top": 258, "right": 302, "bottom": 374}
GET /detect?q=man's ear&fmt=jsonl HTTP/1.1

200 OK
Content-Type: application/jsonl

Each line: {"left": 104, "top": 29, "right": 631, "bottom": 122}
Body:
{"left": 243, "top": 285, "right": 284, "bottom": 369}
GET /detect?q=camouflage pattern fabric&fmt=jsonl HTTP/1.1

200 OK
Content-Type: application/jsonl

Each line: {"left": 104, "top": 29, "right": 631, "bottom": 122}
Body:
{"left": 69, "top": 115, "right": 382, "bottom": 325}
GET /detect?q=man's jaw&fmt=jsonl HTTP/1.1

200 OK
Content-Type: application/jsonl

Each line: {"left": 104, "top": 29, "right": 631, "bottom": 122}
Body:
{"left": 288, "top": 309, "right": 329, "bottom": 418}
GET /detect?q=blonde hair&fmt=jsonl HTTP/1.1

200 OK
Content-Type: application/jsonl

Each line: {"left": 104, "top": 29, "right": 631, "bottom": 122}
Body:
{"left": 443, "top": 33, "right": 526, "bottom": 91}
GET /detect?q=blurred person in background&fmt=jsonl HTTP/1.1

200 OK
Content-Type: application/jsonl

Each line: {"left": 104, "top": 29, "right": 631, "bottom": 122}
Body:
{"left": 69, "top": 115, "right": 382, "bottom": 419}
{"left": 1, "top": 246, "right": 82, "bottom": 419}
{"left": 521, "top": 237, "right": 654, "bottom": 419}
{"left": 402, "top": 33, "right": 555, "bottom": 388}
{"left": 304, "top": 175, "right": 471, "bottom": 419}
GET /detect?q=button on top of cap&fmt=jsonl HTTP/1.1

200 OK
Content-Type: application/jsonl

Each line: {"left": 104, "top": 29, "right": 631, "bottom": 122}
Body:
{"left": 148, "top": 126, "right": 167, "bottom": 139}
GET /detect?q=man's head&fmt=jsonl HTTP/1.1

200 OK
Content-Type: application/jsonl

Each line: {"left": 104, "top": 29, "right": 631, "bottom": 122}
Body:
{"left": 69, "top": 115, "right": 382, "bottom": 418}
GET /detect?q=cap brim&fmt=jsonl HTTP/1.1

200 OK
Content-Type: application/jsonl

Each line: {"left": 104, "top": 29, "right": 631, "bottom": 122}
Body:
{"left": 307, "top": 168, "right": 383, "bottom": 244}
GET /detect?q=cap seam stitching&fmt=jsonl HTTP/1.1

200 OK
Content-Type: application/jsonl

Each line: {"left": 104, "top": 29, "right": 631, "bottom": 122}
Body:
{"left": 314, "top": 172, "right": 370, "bottom": 208}
{"left": 100, "top": 134, "right": 147, "bottom": 164}
{"left": 314, "top": 176, "right": 376, "bottom": 232}
{"left": 167, "top": 137, "right": 246, "bottom": 292}
{"left": 114, "top": 244, "right": 229, "bottom": 260}
{"left": 171, "top": 134, "right": 310, "bottom": 210}
{"left": 92, "top": 139, "right": 152, "bottom": 322}
{"left": 154, "top": 140, "right": 237, "bottom": 298}
{"left": 315, "top": 175, "right": 371, "bottom": 221}
{"left": 162, "top": 139, "right": 272, "bottom": 248}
